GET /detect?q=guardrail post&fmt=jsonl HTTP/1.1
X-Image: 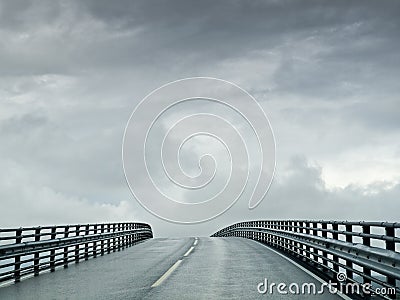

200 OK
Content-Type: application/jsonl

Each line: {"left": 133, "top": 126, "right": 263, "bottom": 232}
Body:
{"left": 255, "top": 223, "right": 258, "bottom": 241}
{"left": 345, "top": 224, "right": 353, "bottom": 279}
{"left": 309, "top": 221, "right": 314, "bottom": 235}
{"left": 64, "top": 226, "right": 69, "bottom": 268}
{"left": 107, "top": 224, "right": 111, "bottom": 254}
{"left": 360, "top": 224, "right": 371, "bottom": 286}
{"left": 385, "top": 226, "right": 395, "bottom": 252}
{"left": 118, "top": 223, "right": 121, "bottom": 251}
{"left": 291, "top": 221, "right": 296, "bottom": 253}
{"left": 302, "top": 221, "right": 310, "bottom": 261}
{"left": 110, "top": 224, "right": 115, "bottom": 252}
{"left": 75, "top": 225, "right": 80, "bottom": 263}
{"left": 385, "top": 226, "right": 396, "bottom": 290}
{"left": 112, "top": 223, "right": 116, "bottom": 251}
{"left": 129, "top": 223, "right": 132, "bottom": 246}
{"left": 321, "top": 223, "right": 328, "bottom": 271}
{"left": 93, "top": 224, "right": 98, "bottom": 258}
{"left": 50, "top": 227, "right": 56, "bottom": 272}
{"left": 121, "top": 223, "right": 125, "bottom": 249}
{"left": 134, "top": 223, "right": 137, "bottom": 243}
{"left": 309, "top": 222, "right": 316, "bottom": 264}
{"left": 331, "top": 223, "right": 339, "bottom": 273}
{"left": 124, "top": 223, "right": 127, "bottom": 248}
{"left": 14, "top": 228, "right": 22, "bottom": 282}
{"left": 302, "top": 221, "right": 309, "bottom": 261}
{"left": 101, "top": 224, "right": 105, "bottom": 256}
{"left": 34, "top": 227, "right": 41, "bottom": 276}
{"left": 84, "top": 224, "right": 89, "bottom": 260}
{"left": 113, "top": 224, "right": 117, "bottom": 252}
{"left": 138, "top": 224, "right": 142, "bottom": 241}
{"left": 121, "top": 223, "right": 123, "bottom": 248}
{"left": 296, "top": 221, "right": 301, "bottom": 257}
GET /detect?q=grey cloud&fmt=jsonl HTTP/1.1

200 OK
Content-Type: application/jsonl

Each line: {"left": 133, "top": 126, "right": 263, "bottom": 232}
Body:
{"left": 0, "top": 1, "right": 57, "bottom": 30}
{"left": 0, "top": 112, "right": 47, "bottom": 134}
{"left": 0, "top": 0, "right": 399, "bottom": 235}
{"left": 263, "top": 156, "right": 400, "bottom": 221}
{"left": 2, "top": 0, "right": 399, "bottom": 78}
{"left": 342, "top": 98, "right": 400, "bottom": 132}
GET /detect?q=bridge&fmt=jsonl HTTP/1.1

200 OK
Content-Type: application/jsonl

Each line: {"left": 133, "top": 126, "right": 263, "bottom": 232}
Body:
{"left": 0, "top": 221, "right": 398, "bottom": 299}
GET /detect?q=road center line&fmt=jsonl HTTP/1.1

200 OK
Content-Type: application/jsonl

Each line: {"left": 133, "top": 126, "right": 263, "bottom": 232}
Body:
{"left": 151, "top": 259, "right": 183, "bottom": 288}
{"left": 183, "top": 246, "right": 194, "bottom": 257}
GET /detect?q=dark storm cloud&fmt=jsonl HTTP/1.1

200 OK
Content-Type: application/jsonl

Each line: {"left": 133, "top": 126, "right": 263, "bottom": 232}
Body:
{"left": 2, "top": 0, "right": 399, "bottom": 82}
{"left": 80, "top": 0, "right": 400, "bottom": 102}
{"left": 0, "top": 0, "right": 61, "bottom": 30}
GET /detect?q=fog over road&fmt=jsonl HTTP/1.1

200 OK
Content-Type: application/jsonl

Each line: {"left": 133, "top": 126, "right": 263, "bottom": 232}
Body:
{"left": 0, "top": 238, "right": 343, "bottom": 299}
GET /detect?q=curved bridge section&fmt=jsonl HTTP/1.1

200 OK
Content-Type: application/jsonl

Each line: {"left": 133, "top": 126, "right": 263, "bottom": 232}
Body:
{"left": 0, "top": 222, "right": 153, "bottom": 284}
{"left": 212, "top": 220, "right": 400, "bottom": 299}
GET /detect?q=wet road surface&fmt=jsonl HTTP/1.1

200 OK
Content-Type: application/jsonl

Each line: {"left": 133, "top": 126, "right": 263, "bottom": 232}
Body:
{"left": 0, "top": 237, "right": 344, "bottom": 299}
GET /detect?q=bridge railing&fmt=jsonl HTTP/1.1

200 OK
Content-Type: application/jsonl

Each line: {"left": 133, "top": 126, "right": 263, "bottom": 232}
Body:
{"left": 0, "top": 222, "right": 153, "bottom": 284}
{"left": 212, "top": 220, "right": 399, "bottom": 299}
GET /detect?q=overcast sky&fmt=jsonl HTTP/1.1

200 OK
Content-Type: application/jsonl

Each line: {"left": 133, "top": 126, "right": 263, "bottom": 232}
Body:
{"left": 1, "top": 0, "right": 399, "bottom": 237}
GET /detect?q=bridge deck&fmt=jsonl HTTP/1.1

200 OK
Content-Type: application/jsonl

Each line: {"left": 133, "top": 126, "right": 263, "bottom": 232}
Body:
{"left": 0, "top": 237, "right": 343, "bottom": 299}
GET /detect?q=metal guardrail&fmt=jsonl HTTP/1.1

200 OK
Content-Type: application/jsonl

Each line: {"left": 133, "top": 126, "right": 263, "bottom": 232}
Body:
{"left": 0, "top": 222, "right": 153, "bottom": 284}
{"left": 212, "top": 220, "right": 400, "bottom": 299}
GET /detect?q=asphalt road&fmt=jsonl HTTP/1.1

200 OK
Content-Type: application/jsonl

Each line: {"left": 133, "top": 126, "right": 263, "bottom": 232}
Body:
{"left": 0, "top": 237, "right": 344, "bottom": 300}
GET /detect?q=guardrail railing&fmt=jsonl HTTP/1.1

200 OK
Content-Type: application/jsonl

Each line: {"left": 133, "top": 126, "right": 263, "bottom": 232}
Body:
{"left": 0, "top": 222, "right": 153, "bottom": 284}
{"left": 211, "top": 220, "right": 399, "bottom": 299}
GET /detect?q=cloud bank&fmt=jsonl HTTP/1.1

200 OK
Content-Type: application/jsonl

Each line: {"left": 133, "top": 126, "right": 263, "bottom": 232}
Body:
{"left": 0, "top": 0, "right": 399, "bottom": 235}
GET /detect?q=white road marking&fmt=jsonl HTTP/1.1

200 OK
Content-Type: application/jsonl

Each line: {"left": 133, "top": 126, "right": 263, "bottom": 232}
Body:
{"left": 193, "top": 239, "right": 198, "bottom": 246}
{"left": 183, "top": 246, "right": 194, "bottom": 257}
{"left": 151, "top": 259, "right": 183, "bottom": 288}
{"left": 258, "top": 242, "right": 351, "bottom": 300}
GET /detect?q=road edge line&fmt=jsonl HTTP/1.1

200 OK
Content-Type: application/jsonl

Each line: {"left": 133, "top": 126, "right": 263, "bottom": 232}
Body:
{"left": 257, "top": 242, "right": 351, "bottom": 300}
